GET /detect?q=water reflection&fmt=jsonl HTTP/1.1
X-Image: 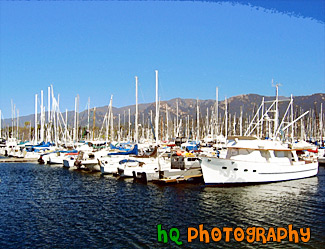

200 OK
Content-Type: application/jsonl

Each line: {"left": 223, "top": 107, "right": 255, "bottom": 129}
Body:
{"left": 0, "top": 163, "right": 324, "bottom": 248}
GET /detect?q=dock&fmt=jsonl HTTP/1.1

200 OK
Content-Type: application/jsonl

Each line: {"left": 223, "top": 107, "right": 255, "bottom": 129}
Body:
{"left": 0, "top": 157, "right": 38, "bottom": 163}
{"left": 152, "top": 174, "right": 203, "bottom": 185}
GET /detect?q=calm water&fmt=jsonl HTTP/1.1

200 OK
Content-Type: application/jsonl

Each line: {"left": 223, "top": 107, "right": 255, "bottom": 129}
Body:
{"left": 0, "top": 162, "right": 324, "bottom": 248}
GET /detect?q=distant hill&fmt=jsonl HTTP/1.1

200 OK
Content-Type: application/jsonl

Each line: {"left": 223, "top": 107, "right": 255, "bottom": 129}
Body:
{"left": 2, "top": 93, "right": 324, "bottom": 128}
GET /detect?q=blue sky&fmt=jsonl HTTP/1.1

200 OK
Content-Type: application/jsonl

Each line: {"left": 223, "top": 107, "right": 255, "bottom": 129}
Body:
{"left": 0, "top": 1, "right": 324, "bottom": 118}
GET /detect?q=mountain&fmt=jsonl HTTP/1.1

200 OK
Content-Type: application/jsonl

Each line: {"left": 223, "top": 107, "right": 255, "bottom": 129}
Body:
{"left": 2, "top": 93, "right": 324, "bottom": 128}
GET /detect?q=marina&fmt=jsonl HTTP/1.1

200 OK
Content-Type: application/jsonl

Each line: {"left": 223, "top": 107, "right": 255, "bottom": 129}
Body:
{"left": 0, "top": 1, "right": 324, "bottom": 248}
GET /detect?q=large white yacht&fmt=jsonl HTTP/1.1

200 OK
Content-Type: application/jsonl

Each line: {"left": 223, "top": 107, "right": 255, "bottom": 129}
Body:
{"left": 201, "top": 136, "right": 318, "bottom": 185}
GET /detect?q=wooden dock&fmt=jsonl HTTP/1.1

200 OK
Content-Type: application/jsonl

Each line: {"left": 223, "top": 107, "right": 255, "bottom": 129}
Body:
{"left": 152, "top": 174, "right": 203, "bottom": 185}
{"left": 0, "top": 157, "right": 38, "bottom": 163}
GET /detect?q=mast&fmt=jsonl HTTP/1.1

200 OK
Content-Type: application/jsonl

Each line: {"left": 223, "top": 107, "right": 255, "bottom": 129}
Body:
{"left": 47, "top": 86, "right": 51, "bottom": 141}
{"left": 13, "top": 104, "right": 16, "bottom": 138}
{"left": 118, "top": 114, "right": 121, "bottom": 142}
{"left": 239, "top": 106, "right": 243, "bottom": 136}
{"left": 196, "top": 98, "right": 199, "bottom": 141}
{"left": 216, "top": 87, "right": 219, "bottom": 136}
{"left": 0, "top": 109, "right": 1, "bottom": 138}
{"left": 65, "top": 109, "right": 68, "bottom": 144}
{"left": 206, "top": 107, "right": 209, "bottom": 138}
{"left": 166, "top": 104, "right": 169, "bottom": 141}
{"left": 76, "top": 94, "right": 79, "bottom": 141}
{"left": 155, "top": 70, "right": 159, "bottom": 145}
{"left": 261, "top": 97, "right": 264, "bottom": 138}
{"left": 40, "top": 90, "right": 44, "bottom": 142}
{"left": 92, "top": 107, "right": 96, "bottom": 141}
{"left": 291, "top": 94, "right": 294, "bottom": 142}
{"left": 135, "top": 76, "right": 138, "bottom": 143}
{"left": 110, "top": 95, "right": 114, "bottom": 142}
{"left": 128, "top": 108, "right": 131, "bottom": 140}
{"left": 225, "top": 96, "right": 228, "bottom": 139}
{"left": 123, "top": 110, "right": 126, "bottom": 140}
{"left": 34, "top": 94, "right": 38, "bottom": 143}
{"left": 106, "top": 97, "right": 111, "bottom": 141}
{"left": 176, "top": 99, "right": 179, "bottom": 137}
{"left": 320, "top": 103, "right": 323, "bottom": 145}
{"left": 17, "top": 109, "right": 19, "bottom": 140}
{"left": 11, "top": 99, "right": 13, "bottom": 138}
{"left": 273, "top": 82, "right": 279, "bottom": 139}
{"left": 87, "top": 97, "right": 90, "bottom": 140}
{"left": 73, "top": 96, "right": 77, "bottom": 142}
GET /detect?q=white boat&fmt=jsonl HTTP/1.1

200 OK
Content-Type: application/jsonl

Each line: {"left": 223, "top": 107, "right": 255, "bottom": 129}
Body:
{"left": 63, "top": 155, "right": 78, "bottom": 168}
{"left": 99, "top": 155, "right": 126, "bottom": 174}
{"left": 117, "top": 156, "right": 171, "bottom": 179}
{"left": 98, "top": 144, "right": 143, "bottom": 175}
{"left": 162, "top": 154, "right": 202, "bottom": 179}
{"left": 201, "top": 137, "right": 318, "bottom": 185}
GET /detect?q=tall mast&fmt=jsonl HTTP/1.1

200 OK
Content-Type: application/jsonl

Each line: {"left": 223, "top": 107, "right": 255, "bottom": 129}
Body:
{"left": 13, "top": 104, "right": 16, "bottom": 138}
{"left": 260, "top": 97, "right": 264, "bottom": 138}
{"left": 73, "top": 96, "right": 77, "bottom": 142}
{"left": 216, "top": 87, "right": 219, "bottom": 136}
{"left": 155, "top": 70, "right": 159, "bottom": 145}
{"left": 35, "top": 94, "right": 38, "bottom": 143}
{"left": 225, "top": 96, "right": 228, "bottom": 139}
{"left": 176, "top": 99, "right": 179, "bottom": 137}
{"left": 196, "top": 98, "right": 199, "bottom": 141}
{"left": 106, "top": 97, "right": 111, "bottom": 141}
{"left": 118, "top": 114, "right": 121, "bottom": 142}
{"left": 274, "top": 82, "right": 279, "bottom": 139}
{"left": 47, "top": 86, "right": 51, "bottom": 141}
{"left": 166, "top": 104, "right": 169, "bottom": 141}
{"left": 291, "top": 94, "right": 294, "bottom": 142}
{"left": 87, "top": 97, "right": 90, "bottom": 140}
{"left": 320, "top": 103, "right": 323, "bottom": 145}
{"left": 11, "top": 99, "right": 13, "bottom": 138}
{"left": 239, "top": 106, "right": 243, "bottom": 136}
{"left": 76, "top": 94, "right": 79, "bottom": 141}
{"left": 92, "top": 107, "right": 96, "bottom": 141}
{"left": 123, "top": 110, "right": 126, "bottom": 140}
{"left": 128, "top": 108, "right": 131, "bottom": 140}
{"left": 0, "top": 109, "right": 2, "bottom": 138}
{"left": 65, "top": 109, "right": 68, "bottom": 144}
{"left": 48, "top": 87, "right": 51, "bottom": 123}
{"left": 40, "top": 90, "right": 44, "bottom": 142}
{"left": 17, "top": 109, "right": 19, "bottom": 140}
{"left": 135, "top": 76, "right": 138, "bottom": 143}
{"left": 206, "top": 107, "right": 209, "bottom": 137}
{"left": 110, "top": 95, "right": 114, "bottom": 141}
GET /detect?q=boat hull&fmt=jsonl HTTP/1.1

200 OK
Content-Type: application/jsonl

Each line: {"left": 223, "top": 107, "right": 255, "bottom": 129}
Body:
{"left": 201, "top": 157, "right": 318, "bottom": 185}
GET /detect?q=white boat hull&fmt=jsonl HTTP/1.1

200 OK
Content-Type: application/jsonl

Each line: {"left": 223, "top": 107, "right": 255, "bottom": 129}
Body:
{"left": 201, "top": 157, "right": 318, "bottom": 185}
{"left": 63, "top": 158, "right": 76, "bottom": 168}
{"left": 82, "top": 160, "right": 100, "bottom": 172}
{"left": 100, "top": 159, "right": 120, "bottom": 174}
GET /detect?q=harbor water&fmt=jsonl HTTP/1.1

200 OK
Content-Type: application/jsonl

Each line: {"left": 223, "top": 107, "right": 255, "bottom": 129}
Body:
{"left": 0, "top": 162, "right": 324, "bottom": 248}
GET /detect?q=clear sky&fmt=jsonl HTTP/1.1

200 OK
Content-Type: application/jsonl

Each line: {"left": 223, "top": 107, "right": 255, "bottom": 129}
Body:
{"left": 0, "top": 0, "right": 324, "bottom": 118}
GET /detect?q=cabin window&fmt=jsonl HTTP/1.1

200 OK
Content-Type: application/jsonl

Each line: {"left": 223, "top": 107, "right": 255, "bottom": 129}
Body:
{"left": 274, "top": 151, "right": 288, "bottom": 158}
{"left": 239, "top": 149, "right": 253, "bottom": 155}
{"left": 253, "top": 170, "right": 256, "bottom": 172}
{"left": 244, "top": 169, "right": 248, "bottom": 172}
{"left": 234, "top": 168, "right": 238, "bottom": 171}
{"left": 222, "top": 166, "right": 227, "bottom": 169}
